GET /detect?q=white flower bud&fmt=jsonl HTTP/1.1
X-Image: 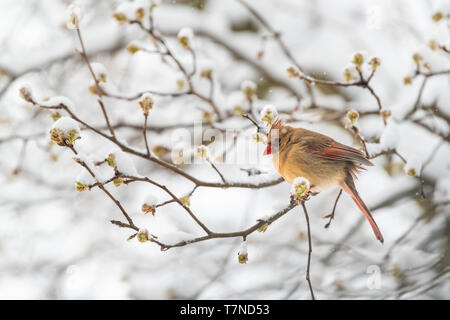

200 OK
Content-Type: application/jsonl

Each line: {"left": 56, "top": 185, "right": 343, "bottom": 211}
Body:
{"left": 138, "top": 93, "right": 154, "bottom": 115}
{"left": 141, "top": 194, "right": 158, "bottom": 215}
{"left": 291, "top": 177, "right": 311, "bottom": 200}
{"left": 66, "top": 4, "right": 82, "bottom": 30}
{"left": 240, "top": 80, "right": 257, "bottom": 100}
{"left": 345, "top": 109, "right": 360, "bottom": 126}
{"left": 177, "top": 27, "right": 194, "bottom": 49}
{"left": 352, "top": 51, "right": 367, "bottom": 72}
{"left": 404, "top": 158, "right": 422, "bottom": 177}
{"left": 50, "top": 117, "right": 81, "bottom": 146}
{"left": 137, "top": 228, "right": 150, "bottom": 242}
{"left": 260, "top": 105, "right": 279, "bottom": 126}
{"left": 343, "top": 64, "right": 358, "bottom": 82}
{"left": 238, "top": 241, "right": 248, "bottom": 264}
{"left": 195, "top": 145, "right": 210, "bottom": 160}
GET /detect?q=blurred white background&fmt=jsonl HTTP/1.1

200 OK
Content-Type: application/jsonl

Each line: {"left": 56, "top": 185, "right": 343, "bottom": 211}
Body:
{"left": 0, "top": 0, "right": 449, "bottom": 299}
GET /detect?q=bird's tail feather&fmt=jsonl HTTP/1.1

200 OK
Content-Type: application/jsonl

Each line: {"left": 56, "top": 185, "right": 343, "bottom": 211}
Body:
{"left": 340, "top": 178, "right": 384, "bottom": 244}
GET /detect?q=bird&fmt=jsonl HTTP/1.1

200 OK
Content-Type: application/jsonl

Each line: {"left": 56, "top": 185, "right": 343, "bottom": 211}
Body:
{"left": 264, "top": 119, "right": 384, "bottom": 243}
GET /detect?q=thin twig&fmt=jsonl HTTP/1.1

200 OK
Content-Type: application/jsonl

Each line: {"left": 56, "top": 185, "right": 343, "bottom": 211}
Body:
{"left": 143, "top": 114, "right": 151, "bottom": 156}
{"left": 300, "top": 201, "right": 316, "bottom": 300}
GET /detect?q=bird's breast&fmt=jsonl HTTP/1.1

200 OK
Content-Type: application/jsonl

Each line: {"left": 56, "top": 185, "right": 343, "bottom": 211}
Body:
{"left": 273, "top": 149, "right": 344, "bottom": 193}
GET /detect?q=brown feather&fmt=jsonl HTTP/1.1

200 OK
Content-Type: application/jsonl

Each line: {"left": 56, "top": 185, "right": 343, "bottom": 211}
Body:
{"left": 266, "top": 124, "right": 383, "bottom": 243}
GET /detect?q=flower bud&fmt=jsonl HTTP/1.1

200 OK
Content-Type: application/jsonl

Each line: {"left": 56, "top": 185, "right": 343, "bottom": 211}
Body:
{"left": 432, "top": 12, "right": 443, "bottom": 22}
{"left": 428, "top": 40, "right": 437, "bottom": 51}
{"left": 150, "top": 0, "right": 160, "bottom": 15}
{"left": 152, "top": 145, "right": 170, "bottom": 157}
{"left": 138, "top": 94, "right": 154, "bottom": 115}
{"left": 177, "top": 27, "right": 194, "bottom": 49}
{"left": 404, "top": 158, "right": 422, "bottom": 177}
{"left": 380, "top": 109, "right": 392, "bottom": 121}
{"left": 202, "top": 111, "right": 213, "bottom": 123}
{"left": 343, "top": 65, "right": 357, "bottom": 82}
{"left": 141, "top": 194, "right": 158, "bottom": 215}
{"left": 240, "top": 80, "right": 257, "bottom": 101}
{"left": 141, "top": 204, "right": 155, "bottom": 215}
{"left": 135, "top": 7, "right": 145, "bottom": 20}
{"left": 257, "top": 223, "right": 269, "bottom": 233}
{"left": 75, "top": 181, "right": 88, "bottom": 192}
{"left": 352, "top": 52, "right": 364, "bottom": 71}
{"left": 137, "top": 228, "right": 150, "bottom": 242}
{"left": 176, "top": 79, "right": 185, "bottom": 91}
{"left": 113, "top": 12, "right": 128, "bottom": 23}
{"left": 19, "top": 86, "right": 33, "bottom": 103}
{"left": 113, "top": 178, "right": 124, "bottom": 187}
{"left": 412, "top": 53, "right": 423, "bottom": 65}
{"left": 50, "top": 117, "right": 81, "bottom": 146}
{"left": 238, "top": 241, "right": 248, "bottom": 264}
{"left": 88, "top": 83, "right": 103, "bottom": 96}
{"left": 200, "top": 68, "right": 213, "bottom": 79}
{"left": 91, "top": 63, "right": 107, "bottom": 83}
{"left": 260, "top": 105, "right": 278, "bottom": 126}
{"left": 368, "top": 57, "right": 381, "bottom": 71}
{"left": 286, "top": 66, "right": 301, "bottom": 78}
{"left": 106, "top": 153, "right": 116, "bottom": 168}
{"left": 403, "top": 76, "right": 412, "bottom": 85}
{"left": 66, "top": 4, "right": 81, "bottom": 30}
{"left": 127, "top": 43, "right": 141, "bottom": 55}
{"left": 195, "top": 145, "right": 209, "bottom": 160}
{"left": 51, "top": 112, "right": 62, "bottom": 122}
{"left": 179, "top": 195, "right": 191, "bottom": 207}
{"left": 291, "top": 177, "right": 310, "bottom": 200}
{"left": 345, "top": 109, "right": 359, "bottom": 126}
{"left": 232, "top": 106, "right": 244, "bottom": 116}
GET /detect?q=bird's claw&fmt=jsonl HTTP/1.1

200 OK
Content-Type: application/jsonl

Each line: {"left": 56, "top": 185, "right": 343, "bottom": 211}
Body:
{"left": 322, "top": 213, "right": 334, "bottom": 228}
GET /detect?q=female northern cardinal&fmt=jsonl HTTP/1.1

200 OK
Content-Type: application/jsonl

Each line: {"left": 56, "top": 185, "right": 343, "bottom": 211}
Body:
{"left": 264, "top": 120, "right": 384, "bottom": 243}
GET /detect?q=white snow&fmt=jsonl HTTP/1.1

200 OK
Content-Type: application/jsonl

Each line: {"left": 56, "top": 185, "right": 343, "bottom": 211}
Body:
{"left": 177, "top": 27, "right": 194, "bottom": 46}
{"left": 90, "top": 62, "right": 108, "bottom": 81}
{"left": 51, "top": 117, "right": 80, "bottom": 133}
{"left": 40, "top": 96, "right": 75, "bottom": 110}
{"left": 76, "top": 169, "right": 95, "bottom": 186}
{"left": 142, "top": 194, "right": 158, "bottom": 206}
{"left": 66, "top": 4, "right": 81, "bottom": 30}
{"left": 291, "top": 177, "right": 311, "bottom": 197}
{"left": 109, "top": 150, "right": 138, "bottom": 176}
{"left": 238, "top": 241, "right": 247, "bottom": 255}
{"left": 240, "top": 80, "right": 256, "bottom": 92}
{"left": 380, "top": 120, "right": 400, "bottom": 150}
{"left": 114, "top": 1, "right": 148, "bottom": 21}
{"left": 157, "top": 231, "right": 194, "bottom": 245}
{"left": 404, "top": 157, "right": 422, "bottom": 176}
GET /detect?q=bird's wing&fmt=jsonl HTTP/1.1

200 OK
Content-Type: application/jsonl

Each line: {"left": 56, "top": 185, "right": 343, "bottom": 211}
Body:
{"left": 301, "top": 136, "right": 373, "bottom": 166}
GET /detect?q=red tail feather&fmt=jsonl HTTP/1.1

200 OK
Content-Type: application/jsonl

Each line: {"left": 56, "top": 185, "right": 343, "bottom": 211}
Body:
{"left": 341, "top": 180, "right": 384, "bottom": 244}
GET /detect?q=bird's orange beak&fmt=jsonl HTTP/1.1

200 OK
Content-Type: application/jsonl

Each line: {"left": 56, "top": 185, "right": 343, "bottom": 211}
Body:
{"left": 263, "top": 145, "right": 272, "bottom": 155}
